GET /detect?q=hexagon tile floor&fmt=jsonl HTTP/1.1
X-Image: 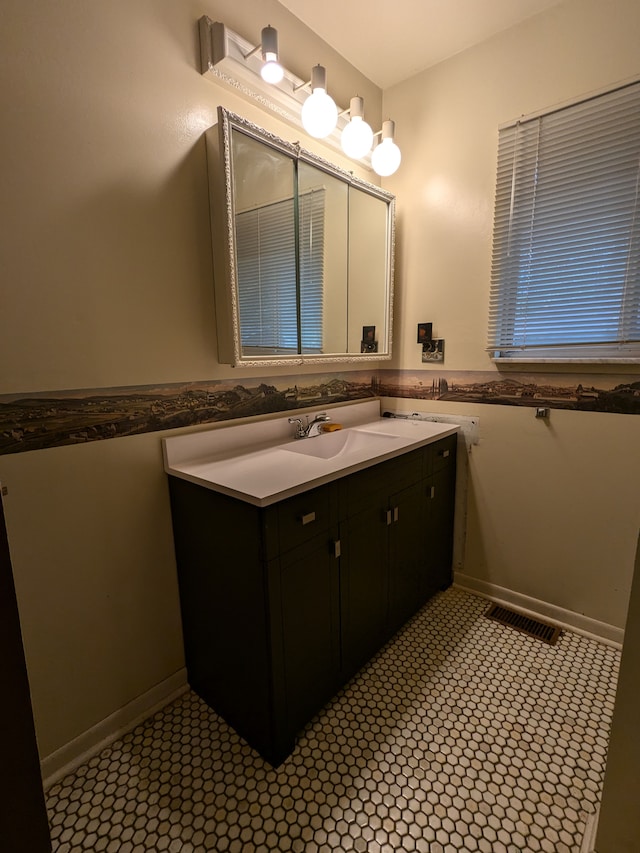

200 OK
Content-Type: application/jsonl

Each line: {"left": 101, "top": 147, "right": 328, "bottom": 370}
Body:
{"left": 45, "top": 588, "right": 620, "bottom": 853}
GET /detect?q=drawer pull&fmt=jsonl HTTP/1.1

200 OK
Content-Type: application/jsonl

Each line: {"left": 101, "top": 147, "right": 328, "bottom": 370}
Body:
{"left": 300, "top": 511, "right": 316, "bottom": 526}
{"left": 386, "top": 507, "right": 400, "bottom": 524}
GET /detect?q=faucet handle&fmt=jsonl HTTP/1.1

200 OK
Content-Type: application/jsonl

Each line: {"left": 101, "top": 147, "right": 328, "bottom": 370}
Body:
{"left": 288, "top": 417, "right": 306, "bottom": 438}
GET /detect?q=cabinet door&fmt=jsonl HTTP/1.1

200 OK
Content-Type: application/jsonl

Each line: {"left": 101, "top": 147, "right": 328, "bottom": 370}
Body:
{"left": 387, "top": 481, "right": 429, "bottom": 635}
{"left": 425, "top": 464, "right": 456, "bottom": 594}
{"left": 168, "top": 478, "right": 273, "bottom": 755}
{"left": 340, "top": 501, "right": 389, "bottom": 678}
{"left": 272, "top": 533, "right": 341, "bottom": 747}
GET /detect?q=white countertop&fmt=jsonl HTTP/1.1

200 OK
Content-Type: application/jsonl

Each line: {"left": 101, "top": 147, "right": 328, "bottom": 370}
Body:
{"left": 162, "top": 400, "right": 459, "bottom": 507}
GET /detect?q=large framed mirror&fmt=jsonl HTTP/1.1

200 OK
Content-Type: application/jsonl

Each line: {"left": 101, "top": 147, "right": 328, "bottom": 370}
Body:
{"left": 207, "top": 108, "right": 395, "bottom": 367}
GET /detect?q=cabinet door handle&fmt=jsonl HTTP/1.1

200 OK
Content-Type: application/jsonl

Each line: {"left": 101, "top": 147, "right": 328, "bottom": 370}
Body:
{"left": 333, "top": 539, "right": 341, "bottom": 558}
{"left": 300, "top": 511, "right": 316, "bottom": 525}
{"left": 429, "top": 486, "right": 436, "bottom": 499}
{"left": 386, "top": 509, "right": 393, "bottom": 526}
{"left": 439, "top": 449, "right": 450, "bottom": 458}
{"left": 393, "top": 506, "right": 399, "bottom": 523}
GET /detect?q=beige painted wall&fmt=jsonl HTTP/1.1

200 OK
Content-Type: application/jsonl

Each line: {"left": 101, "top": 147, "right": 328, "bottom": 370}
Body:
{"left": 0, "top": 435, "right": 183, "bottom": 758}
{"left": 382, "top": 0, "right": 640, "bottom": 626}
{"left": 0, "top": 0, "right": 379, "bottom": 395}
{"left": 0, "top": 0, "right": 380, "bottom": 761}
{"left": 1, "top": 0, "right": 639, "bottom": 770}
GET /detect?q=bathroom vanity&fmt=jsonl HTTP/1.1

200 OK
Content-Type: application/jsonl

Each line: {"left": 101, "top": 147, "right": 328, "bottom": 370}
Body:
{"left": 163, "top": 401, "right": 458, "bottom": 765}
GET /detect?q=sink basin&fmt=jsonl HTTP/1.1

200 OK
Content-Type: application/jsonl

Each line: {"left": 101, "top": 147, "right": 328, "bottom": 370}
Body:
{"left": 163, "top": 399, "right": 460, "bottom": 506}
{"left": 282, "top": 427, "right": 406, "bottom": 459}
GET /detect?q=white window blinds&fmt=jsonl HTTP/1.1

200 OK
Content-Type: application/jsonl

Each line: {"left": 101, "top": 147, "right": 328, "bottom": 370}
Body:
{"left": 488, "top": 81, "right": 640, "bottom": 360}
{"left": 235, "top": 190, "right": 325, "bottom": 355}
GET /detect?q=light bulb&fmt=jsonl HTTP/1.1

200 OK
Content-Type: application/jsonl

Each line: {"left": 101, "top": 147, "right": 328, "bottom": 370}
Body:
{"left": 261, "top": 54, "right": 284, "bottom": 84}
{"left": 301, "top": 65, "right": 338, "bottom": 139}
{"left": 259, "top": 26, "right": 283, "bottom": 84}
{"left": 371, "top": 120, "right": 401, "bottom": 176}
{"left": 372, "top": 139, "right": 401, "bottom": 176}
{"left": 341, "top": 97, "right": 374, "bottom": 159}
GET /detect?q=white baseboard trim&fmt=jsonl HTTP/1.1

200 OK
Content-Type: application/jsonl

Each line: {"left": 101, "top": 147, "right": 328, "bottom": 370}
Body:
{"left": 454, "top": 573, "right": 623, "bottom": 648}
{"left": 580, "top": 808, "right": 600, "bottom": 853}
{"left": 41, "top": 668, "right": 189, "bottom": 790}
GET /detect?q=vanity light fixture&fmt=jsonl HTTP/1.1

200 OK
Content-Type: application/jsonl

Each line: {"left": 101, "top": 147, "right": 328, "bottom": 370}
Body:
{"left": 371, "top": 120, "right": 402, "bottom": 177}
{"left": 198, "top": 16, "right": 401, "bottom": 174}
{"left": 243, "top": 25, "right": 284, "bottom": 84}
{"left": 198, "top": 18, "right": 349, "bottom": 155}
{"left": 299, "top": 64, "right": 338, "bottom": 139}
{"left": 341, "top": 96, "right": 375, "bottom": 159}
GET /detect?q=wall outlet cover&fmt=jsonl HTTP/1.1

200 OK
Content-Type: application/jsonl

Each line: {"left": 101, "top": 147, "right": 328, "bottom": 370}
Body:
{"left": 422, "top": 339, "right": 445, "bottom": 362}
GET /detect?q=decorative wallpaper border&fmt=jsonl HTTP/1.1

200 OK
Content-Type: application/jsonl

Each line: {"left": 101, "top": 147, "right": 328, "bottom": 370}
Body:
{"left": 0, "top": 368, "right": 637, "bottom": 456}
{"left": 377, "top": 369, "right": 640, "bottom": 414}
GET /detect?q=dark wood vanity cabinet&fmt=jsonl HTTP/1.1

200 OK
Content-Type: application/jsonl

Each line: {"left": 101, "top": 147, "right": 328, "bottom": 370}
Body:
{"left": 339, "top": 435, "right": 457, "bottom": 677}
{"left": 168, "top": 433, "right": 457, "bottom": 766}
{"left": 167, "top": 478, "right": 341, "bottom": 765}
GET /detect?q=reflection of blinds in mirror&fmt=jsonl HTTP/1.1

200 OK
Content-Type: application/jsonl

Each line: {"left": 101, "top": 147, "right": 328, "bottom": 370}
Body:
{"left": 235, "top": 190, "right": 325, "bottom": 354}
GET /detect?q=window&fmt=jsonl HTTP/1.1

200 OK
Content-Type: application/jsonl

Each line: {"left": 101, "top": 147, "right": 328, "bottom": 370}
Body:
{"left": 235, "top": 189, "right": 325, "bottom": 355}
{"left": 488, "top": 81, "right": 640, "bottom": 361}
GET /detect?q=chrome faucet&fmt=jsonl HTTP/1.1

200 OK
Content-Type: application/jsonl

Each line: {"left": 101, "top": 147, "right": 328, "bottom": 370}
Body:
{"left": 288, "top": 412, "right": 331, "bottom": 439}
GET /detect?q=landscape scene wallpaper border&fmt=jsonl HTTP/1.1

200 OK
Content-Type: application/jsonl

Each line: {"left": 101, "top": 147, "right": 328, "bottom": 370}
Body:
{"left": 0, "top": 368, "right": 638, "bottom": 456}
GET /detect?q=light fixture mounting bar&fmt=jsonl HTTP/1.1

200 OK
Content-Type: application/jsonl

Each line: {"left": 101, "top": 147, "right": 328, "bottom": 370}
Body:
{"left": 198, "top": 16, "right": 371, "bottom": 166}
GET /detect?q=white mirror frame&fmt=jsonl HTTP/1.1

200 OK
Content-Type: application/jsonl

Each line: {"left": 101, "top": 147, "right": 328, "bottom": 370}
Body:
{"left": 207, "top": 108, "right": 395, "bottom": 367}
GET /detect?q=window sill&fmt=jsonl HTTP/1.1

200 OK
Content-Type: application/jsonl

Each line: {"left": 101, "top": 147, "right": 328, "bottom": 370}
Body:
{"left": 491, "top": 357, "right": 640, "bottom": 365}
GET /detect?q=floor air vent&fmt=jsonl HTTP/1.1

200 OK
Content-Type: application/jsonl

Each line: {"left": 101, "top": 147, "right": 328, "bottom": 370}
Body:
{"left": 484, "top": 603, "right": 561, "bottom": 645}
